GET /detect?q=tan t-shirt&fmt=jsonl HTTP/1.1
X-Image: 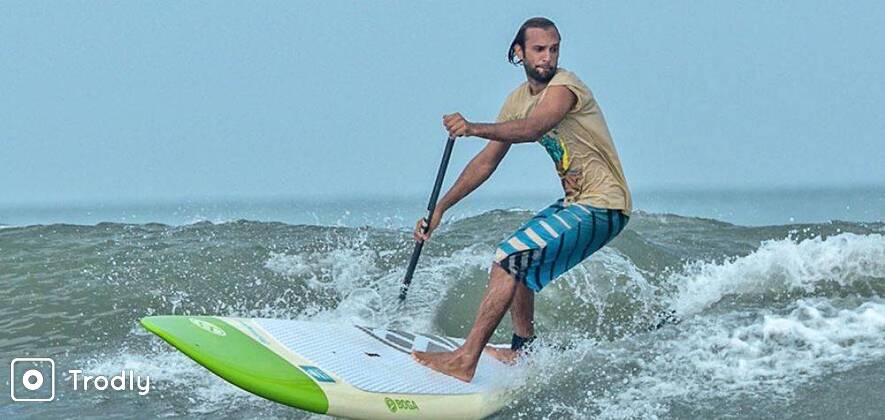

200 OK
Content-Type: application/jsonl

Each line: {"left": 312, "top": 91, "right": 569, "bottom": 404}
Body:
{"left": 497, "top": 68, "right": 632, "bottom": 214}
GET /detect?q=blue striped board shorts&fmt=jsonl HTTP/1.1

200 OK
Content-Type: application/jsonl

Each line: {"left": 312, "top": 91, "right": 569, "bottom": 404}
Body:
{"left": 493, "top": 198, "right": 629, "bottom": 292}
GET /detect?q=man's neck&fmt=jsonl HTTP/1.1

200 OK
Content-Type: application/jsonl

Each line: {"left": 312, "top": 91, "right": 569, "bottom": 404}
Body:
{"left": 527, "top": 78, "right": 549, "bottom": 96}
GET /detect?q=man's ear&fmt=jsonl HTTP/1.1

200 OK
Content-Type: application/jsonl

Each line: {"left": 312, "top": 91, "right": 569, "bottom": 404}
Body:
{"left": 514, "top": 44, "right": 524, "bottom": 62}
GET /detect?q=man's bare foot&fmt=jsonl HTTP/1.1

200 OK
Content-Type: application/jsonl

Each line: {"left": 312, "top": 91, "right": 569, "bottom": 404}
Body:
{"left": 411, "top": 350, "right": 477, "bottom": 382}
{"left": 483, "top": 345, "right": 519, "bottom": 364}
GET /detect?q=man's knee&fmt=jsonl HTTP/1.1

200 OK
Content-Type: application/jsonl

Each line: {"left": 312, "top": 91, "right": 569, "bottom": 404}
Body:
{"left": 490, "top": 262, "right": 517, "bottom": 282}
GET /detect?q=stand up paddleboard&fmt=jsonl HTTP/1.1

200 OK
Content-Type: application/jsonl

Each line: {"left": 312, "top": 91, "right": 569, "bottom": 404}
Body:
{"left": 141, "top": 316, "right": 514, "bottom": 419}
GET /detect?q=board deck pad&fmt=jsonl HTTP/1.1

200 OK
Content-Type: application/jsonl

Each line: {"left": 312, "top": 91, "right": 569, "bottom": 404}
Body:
{"left": 258, "top": 319, "right": 509, "bottom": 394}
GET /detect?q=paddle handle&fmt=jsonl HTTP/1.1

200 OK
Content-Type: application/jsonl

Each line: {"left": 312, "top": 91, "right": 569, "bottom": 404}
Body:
{"left": 399, "top": 136, "right": 456, "bottom": 301}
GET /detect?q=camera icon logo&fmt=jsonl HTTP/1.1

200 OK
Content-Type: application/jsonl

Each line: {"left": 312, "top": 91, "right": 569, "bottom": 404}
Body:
{"left": 10, "top": 358, "right": 55, "bottom": 402}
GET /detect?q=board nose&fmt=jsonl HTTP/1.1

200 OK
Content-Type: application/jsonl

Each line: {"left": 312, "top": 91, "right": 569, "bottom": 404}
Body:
{"left": 140, "top": 316, "right": 329, "bottom": 414}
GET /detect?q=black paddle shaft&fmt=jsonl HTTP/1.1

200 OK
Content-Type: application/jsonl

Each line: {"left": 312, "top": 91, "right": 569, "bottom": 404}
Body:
{"left": 399, "top": 136, "right": 456, "bottom": 301}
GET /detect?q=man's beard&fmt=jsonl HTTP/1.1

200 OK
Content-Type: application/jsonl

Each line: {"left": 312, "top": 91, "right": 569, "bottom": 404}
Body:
{"left": 523, "top": 62, "right": 557, "bottom": 83}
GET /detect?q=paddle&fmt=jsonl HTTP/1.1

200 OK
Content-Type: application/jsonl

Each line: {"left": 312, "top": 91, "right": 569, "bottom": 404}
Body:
{"left": 399, "top": 136, "right": 456, "bottom": 301}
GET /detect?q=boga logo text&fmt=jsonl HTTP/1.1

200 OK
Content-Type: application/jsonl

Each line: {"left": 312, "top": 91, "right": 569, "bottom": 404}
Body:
{"left": 385, "top": 397, "right": 419, "bottom": 413}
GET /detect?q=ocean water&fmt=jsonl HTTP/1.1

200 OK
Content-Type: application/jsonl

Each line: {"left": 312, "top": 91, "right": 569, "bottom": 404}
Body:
{"left": 1, "top": 188, "right": 884, "bottom": 419}
{"left": 3, "top": 186, "right": 884, "bottom": 228}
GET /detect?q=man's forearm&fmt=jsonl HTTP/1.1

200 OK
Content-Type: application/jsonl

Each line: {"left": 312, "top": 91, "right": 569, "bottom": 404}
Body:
{"left": 469, "top": 119, "right": 540, "bottom": 144}
{"left": 436, "top": 155, "right": 496, "bottom": 214}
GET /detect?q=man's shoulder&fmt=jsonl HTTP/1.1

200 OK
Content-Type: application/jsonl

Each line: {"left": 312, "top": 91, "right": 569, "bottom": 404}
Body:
{"left": 550, "top": 68, "right": 587, "bottom": 88}
{"left": 549, "top": 68, "right": 594, "bottom": 110}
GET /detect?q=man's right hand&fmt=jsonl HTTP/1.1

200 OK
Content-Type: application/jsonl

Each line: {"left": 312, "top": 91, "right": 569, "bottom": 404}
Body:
{"left": 413, "top": 210, "right": 443, "bottom": 242}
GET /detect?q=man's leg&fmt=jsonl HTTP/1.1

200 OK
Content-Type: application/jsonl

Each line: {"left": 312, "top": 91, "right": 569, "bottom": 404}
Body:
{"left": 483, "top": 280, "right": 534, "bottom": 363}
{"left": 412, "top": 263, "right": 518, "bottom": 382}
{"left": 511, "top": 282, "right": 534, "bottom": 338}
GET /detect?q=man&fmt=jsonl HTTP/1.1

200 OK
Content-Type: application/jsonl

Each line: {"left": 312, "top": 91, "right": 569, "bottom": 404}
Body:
{"left": 411, "top": 17, "right": 632, "bottom": 382}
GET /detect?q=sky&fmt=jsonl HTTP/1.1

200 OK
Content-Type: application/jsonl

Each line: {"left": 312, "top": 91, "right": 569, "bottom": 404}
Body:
{"left": 2, "top": 1, "right": 883, "bottom": 206}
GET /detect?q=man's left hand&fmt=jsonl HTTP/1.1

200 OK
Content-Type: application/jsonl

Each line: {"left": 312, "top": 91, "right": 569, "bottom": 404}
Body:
{"left": 443, "top": 113, "right": 474, "bottom": 139}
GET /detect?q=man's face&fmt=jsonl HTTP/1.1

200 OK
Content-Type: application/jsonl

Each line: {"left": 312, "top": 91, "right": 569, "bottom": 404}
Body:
{"left": 517, "top": 27, "right": 561, "bottom": 84}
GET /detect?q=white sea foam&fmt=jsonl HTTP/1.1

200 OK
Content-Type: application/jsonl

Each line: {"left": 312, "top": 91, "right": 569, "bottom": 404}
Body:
{"left": 552, "top": 249, "right": 654, "bottom": 305}
{"left": 591, "top": 298, "right": 885, "bottom": 419}
{"left": 307, "top": 243, "right": 496, "bottom": 331}
{"left": 263, "top": 252, "right": 312, "bottom": 277}
{"left": 264, "top": 247, "right": 381, "bottom": 291}
{"left": 264, "top": 238, "right": 496, "bottom": 332}
{"left": 75, "top": 348, "right": 261, "bottom": 415}
{"left": 541, "top": 248, "right": 660, "bottom": 337}
{"left": 263, "top": 228, "right": 381, "bottom": 293}
{"left": 668, "top": 233, "right": 885, "bottom": 316}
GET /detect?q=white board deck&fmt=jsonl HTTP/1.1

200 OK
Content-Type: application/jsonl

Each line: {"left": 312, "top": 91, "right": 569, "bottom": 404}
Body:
{"left": 258, "top": 319, "right": 511, "bottom": 395}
